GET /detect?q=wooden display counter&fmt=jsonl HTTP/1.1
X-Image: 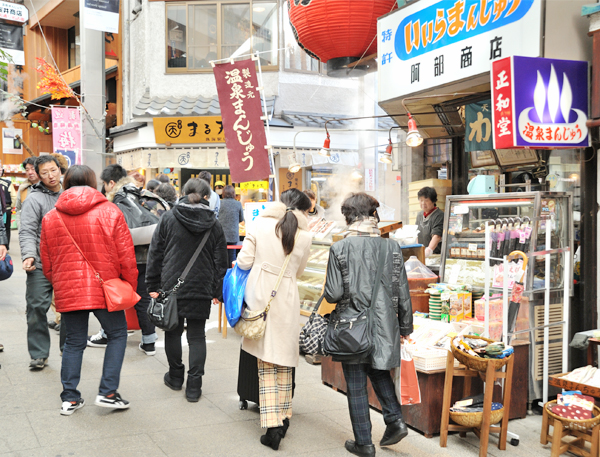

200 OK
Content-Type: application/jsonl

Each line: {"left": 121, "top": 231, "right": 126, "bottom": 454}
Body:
{"left": 321, "top": 341, "right": 529, "bottom": 437}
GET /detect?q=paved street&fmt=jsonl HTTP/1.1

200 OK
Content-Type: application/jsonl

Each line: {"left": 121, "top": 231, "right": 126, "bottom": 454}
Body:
{"left": 0, "top": 234, "right": 551, "bottom": 456}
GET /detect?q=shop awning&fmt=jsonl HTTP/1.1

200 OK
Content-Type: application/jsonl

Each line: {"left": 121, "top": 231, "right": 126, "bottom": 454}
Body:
{"left": 281, "top": 111, "right": 397, "bottom": 129}
{"left": 109, "top": 122, "right": 147, "bottom": 138}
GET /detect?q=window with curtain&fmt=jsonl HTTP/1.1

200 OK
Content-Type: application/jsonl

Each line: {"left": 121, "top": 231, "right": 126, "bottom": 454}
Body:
{"left": 166, "top": 1, "right": 277, "bottom": 72}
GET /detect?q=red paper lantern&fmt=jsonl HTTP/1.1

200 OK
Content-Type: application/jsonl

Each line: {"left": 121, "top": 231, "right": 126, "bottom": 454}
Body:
{"left": 288, "top": 0, "right": 397, "bottom": 77}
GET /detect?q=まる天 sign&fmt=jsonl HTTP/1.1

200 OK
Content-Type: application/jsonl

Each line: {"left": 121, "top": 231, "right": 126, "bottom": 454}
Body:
{"left": 491, "top": 56, "right": 590, "bottom": 149}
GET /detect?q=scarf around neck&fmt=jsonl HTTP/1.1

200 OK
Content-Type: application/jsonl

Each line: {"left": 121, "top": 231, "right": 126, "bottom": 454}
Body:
{"left": 346, "top": 217, "right": 381, "bottom": 237}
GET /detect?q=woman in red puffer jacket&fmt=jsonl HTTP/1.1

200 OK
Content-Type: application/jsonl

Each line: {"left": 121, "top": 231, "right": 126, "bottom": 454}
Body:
{"left": 40, "top": 165, "right": 138, "bottom": 417}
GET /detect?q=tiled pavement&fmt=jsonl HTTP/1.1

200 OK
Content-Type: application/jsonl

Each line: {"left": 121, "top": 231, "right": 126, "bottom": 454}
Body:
{"left": 0, "top": 234, "right": 553, "bottom": 456}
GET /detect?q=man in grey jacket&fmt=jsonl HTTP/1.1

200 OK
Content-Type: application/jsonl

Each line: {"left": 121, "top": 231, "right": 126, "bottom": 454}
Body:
{"left": 19, "top": 155, "right": 63, "bottom": 370}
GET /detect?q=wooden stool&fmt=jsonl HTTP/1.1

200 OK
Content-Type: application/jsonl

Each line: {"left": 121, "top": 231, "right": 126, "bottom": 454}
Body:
{"left": 217, "top": 301, "right": 227, "bottom": 338}
{"left": 440, "top": 350, "right": 514, "bottom": 457}
{"left": 541, "top": 401, "right": 600, "bottom": 457}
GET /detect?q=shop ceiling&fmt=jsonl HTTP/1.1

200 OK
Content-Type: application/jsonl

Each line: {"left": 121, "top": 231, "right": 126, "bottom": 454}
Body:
{"left": 30, "top": 0, "right": 79, "bottom": 29}
{"left": 379, "top": 80, "right": 491, "bottom": 141}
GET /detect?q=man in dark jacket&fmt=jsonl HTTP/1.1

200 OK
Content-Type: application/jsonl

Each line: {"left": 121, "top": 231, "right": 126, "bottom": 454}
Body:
{"left": 88, "top": 164, "right": 168, "bottom": 355}
{"left": 324, "top": 193, "right": 413, "bottom": 457}
{"left": 19, "top": 155, "right": 63, "bottom": 370}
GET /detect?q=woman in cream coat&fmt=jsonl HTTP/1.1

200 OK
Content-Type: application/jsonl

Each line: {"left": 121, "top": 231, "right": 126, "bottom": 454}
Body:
{"left": 237, "top": 188, "right": 312, "bottom": 451}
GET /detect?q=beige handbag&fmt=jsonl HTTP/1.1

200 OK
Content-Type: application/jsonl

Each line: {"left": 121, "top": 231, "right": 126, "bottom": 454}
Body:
{"left": 234, "top": 235, "right": 296, "bottom": 340}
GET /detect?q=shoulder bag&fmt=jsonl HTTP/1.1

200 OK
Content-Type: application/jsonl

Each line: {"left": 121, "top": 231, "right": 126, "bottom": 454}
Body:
{"left": 234, "top": 232, "right": 299, "bottom": 341}
{"left": 56, "top": 212, "right": 141, "bottom": 312}
{"left": 323, "top": 239, "right": 387, "bottom": 358}
{"left": 147, "top": 228, "right": 211, "bottom": 331}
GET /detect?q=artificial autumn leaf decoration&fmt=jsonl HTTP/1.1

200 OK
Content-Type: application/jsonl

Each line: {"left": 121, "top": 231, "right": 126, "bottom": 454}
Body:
{"left": 35, "top": 57, "right": 74, "bottom": 100}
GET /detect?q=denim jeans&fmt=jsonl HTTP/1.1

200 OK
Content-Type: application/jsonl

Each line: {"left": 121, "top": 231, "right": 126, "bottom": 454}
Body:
{"left": 25, "top": 269, "right": 54, "bottom": 359}
{"left": 134, "top": 264, "right": 157, "bottom": 344}
{"left": 61, "top": 308, "right": 127, "bottom": 401}
{"left": 164, "top": 317, "right": 207, "bottom": 380}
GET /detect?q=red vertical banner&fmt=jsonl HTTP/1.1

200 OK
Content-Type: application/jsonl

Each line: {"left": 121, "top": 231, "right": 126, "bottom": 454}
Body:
{"left": 491, "top": 57, "right": 515, "bottom": 150}
{"left": 213, "top": 59, "right": 271, "bottom": 183}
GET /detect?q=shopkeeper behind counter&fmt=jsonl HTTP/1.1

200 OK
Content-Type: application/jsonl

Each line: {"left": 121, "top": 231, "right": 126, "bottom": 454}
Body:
{"left": 416, "top": 186, "right": 445, "bottom": 257}
{"left": 304, "top": 190, "right": 325, "bottom": 220}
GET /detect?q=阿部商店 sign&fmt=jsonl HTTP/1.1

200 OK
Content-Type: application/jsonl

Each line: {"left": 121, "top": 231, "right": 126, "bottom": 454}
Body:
{"left": 377, "top": 0, "right": 542, "bottom": 102}
{"left": 491, "top": 56, "right": 590, "bottom": 149}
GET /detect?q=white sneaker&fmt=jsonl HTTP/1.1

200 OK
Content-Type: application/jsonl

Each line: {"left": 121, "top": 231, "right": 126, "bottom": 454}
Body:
{"left": 95, "top": 392, "right": 130, "bottom": 409}
{"left": 60, "top": 398, "right": 85, "bottom": 416}
{"left": 87, "top": 331, "right": 108, "bottom": 348}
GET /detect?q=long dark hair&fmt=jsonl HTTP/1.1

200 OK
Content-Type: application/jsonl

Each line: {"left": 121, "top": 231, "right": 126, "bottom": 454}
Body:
{"left": 63, "top": 165, "right": 97, "bottom": 190}
{"left": 183, "top": 178, "right": 210, "bottom": 204}
{"left": 276, "top": 189, "right": 311, "bottom": 255}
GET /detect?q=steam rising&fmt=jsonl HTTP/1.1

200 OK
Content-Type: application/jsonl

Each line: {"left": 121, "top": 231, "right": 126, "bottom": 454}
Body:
{"left": 322, "top": 169, "right": 363, "bottom": 222}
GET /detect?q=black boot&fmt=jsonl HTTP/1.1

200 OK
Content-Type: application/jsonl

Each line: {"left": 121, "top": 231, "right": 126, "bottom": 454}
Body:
{"left": 164, "top": 367, "right": 185, "bottom": 391}
{"left": 185, "top": 376, "right": 202, "bottom": 402}
{"left": 260, "top": 427, "right": 284, "bottom": 450}
{"left": 281, "top": 418, "right": 290, "bottom": 438}
{"left": 344, "top": 440, "right": 375, "bottom": 457}
{"left": 380, "top": 418, "right": 408, "bottom": 446}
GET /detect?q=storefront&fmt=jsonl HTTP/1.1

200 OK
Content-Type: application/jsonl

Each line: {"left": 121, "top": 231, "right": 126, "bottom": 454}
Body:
{"left": 312, "top": 0, "right": 596, "bottom": 448}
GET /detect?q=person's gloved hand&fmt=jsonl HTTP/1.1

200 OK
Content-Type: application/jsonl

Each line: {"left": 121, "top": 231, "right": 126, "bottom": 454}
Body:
{"left": 425, "top": 247, "right": 433, "bottom": 257}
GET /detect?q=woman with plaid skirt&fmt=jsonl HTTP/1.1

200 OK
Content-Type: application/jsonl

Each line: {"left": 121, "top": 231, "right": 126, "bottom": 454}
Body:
{"left": 324, "top": 193, "right": 413, "bottom": 457}
{"left": 237, "top": 189, "right": 312, "bottom": 450}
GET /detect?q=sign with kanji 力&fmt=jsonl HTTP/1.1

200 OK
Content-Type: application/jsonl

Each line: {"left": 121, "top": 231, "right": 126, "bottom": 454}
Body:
{"left": 213, "top": 59, "right": 271, "bottom": 183}
{"left": 51, "top": 107, "right": 82, "bottom": 166}
{"left": 154, "top": 116, "right": 225, "bottom": 144}
{"left": 378, "top": 0, "right": 542, "bottom": 102}
{"left": 491, "top": 56, "right": 590, "bottom": 149}
{"left": 465, "top": 99, "right": 492, "bottom": 152}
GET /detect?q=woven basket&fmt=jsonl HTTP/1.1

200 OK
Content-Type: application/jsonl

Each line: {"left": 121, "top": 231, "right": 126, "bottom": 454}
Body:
{"left": 545, "top": 400, "right": 600, "bottom": 432}
{"left": 449, "top": 407, "right": 504, "bottom": 428}
{"left": 450, "top": 336, "right": 512, "bottom": 373}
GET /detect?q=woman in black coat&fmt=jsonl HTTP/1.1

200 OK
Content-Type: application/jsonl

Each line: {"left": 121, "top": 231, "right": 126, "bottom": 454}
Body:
{"left": 146, "top": 178, "right": 228, "bottom": 402}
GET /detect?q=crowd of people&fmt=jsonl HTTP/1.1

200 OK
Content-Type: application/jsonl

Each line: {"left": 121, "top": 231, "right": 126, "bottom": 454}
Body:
{"left": 0, "top": 156, "right": 413, "bottom": 456}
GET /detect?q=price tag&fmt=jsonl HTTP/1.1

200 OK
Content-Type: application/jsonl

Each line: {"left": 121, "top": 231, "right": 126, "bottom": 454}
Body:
{"left": 468, "top": 243, "right": 478, "bottom": 252}
{"left": 454, "top": 205, "right": 469, "bottom": 215}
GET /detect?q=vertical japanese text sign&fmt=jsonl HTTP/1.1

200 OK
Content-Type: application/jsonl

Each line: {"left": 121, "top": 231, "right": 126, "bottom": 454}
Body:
{"left": 465, "top": 100, "right": 493, "bottom": 152}
{"left": 52, "top": 107, "right": 82, "bottom": 166}
{"left": 213, "top": 59, "right": 271, "bottom": 183}
{"left": 491, "top": 56, "right": 590, "bottom": 149}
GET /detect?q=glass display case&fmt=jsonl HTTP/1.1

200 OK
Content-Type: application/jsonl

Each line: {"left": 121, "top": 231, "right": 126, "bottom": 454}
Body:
{"left": 439, "top": 191, "right": 573, "bottom": 401}
{"left": 298, "top": 241, "right": 331, "bottom": 319}
{"left": 440, "top": 192, "right": 573, "bottom": 293}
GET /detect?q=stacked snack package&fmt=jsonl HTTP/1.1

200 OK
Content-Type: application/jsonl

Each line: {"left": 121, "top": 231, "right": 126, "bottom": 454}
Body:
{"left": 550, "top": 391, "right": 595, "bottom": 420}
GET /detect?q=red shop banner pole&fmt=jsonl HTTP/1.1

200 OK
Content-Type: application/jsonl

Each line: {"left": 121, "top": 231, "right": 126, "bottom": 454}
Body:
{"left": 213, "top": 58, "right": 272, "bottom": 184}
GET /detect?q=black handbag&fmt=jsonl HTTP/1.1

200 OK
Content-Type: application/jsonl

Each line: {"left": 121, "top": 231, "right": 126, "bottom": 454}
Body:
{"left": 299, "top": 295, "right": 328, "bottom": 355}
{"left": 147, "top": 229, "right": 211, "bottom": 331}
{"left": 323, "top": 240, "right": 387, "bottom": 358}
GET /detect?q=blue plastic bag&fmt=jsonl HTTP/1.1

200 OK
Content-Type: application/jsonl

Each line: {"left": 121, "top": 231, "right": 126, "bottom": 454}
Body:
{"left": 222, "top": 264, "right": 250, "bottom": 327}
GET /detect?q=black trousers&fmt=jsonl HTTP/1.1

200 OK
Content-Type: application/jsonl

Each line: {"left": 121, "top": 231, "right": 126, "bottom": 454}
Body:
{"left": 4, "top": 211, "right": 10, "bottom": 247}
{"left": 226, "top": 242, "right": 237, "bottom": 267}
{"left": 341, "top": 363, "right": 403, "bottom": 446}
{"left": 164, "top": 317, "right": 207, "bottom": 380}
